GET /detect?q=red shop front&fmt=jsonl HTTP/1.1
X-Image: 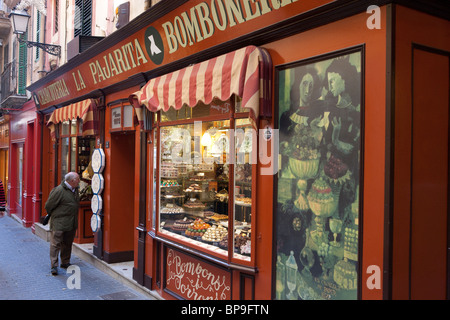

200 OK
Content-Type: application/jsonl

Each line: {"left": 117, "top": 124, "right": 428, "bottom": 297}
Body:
{"left": 129, "top": 45, "right": 273, "bottom": 300}
{"left": 8, "top": 99, "right": 42, "bottom": 230}
{"left": 26, "top": 0, "right": 450, "bottom": 300}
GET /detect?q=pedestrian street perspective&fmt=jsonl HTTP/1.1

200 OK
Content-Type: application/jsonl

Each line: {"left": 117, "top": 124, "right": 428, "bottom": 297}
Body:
{"left": 0, "top": 213, "right": 158, "bottom": 300}
{"left": 0, "top": 0, "right": 449, "bottom": 301}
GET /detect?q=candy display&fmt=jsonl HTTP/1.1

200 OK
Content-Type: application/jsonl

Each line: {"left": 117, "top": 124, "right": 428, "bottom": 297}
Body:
{"left": 202, "top": 225, "right": 227, "bottom": 242}
{"left": 240, "top": 240, "right": 251, "bottom": 255}
{"left": 185, "top": 219, "right": 210, "bottom": 237}
{"left": 218, "top": 237, "right": 228, "bottom": 249}
{"left": 184, "top": 198, "right": 206, "bottom": 210}
{"left": 159, "top": 123, "right": 253, "bottom": 259}
{"left": 161, "top": 180, "right": 180, "bottom": 187}
{"left": 209, "top": 213, "right": 228, "bottom": 221}
{"left": 184, "top": 183, "right": 202, "bottom": 192}
{"left": 161, "top": 163, "right": 178, "bottom": 178}
{"left": 172, "top": 218, "right": 193, "bottom": 232}
{"left": 235, "top": 197, "right": 251, "bottom": 205}
{"left": 160, "top": 204, "right": 184, "bottom": 214}
{"left": 234, "top": 233, "right": 250, "bottom": 250}
{"left": 203, "top": 211, "right": 215, "bottom": 218}
{"left": 215, "top": 189, "right": 228, "bottom": 202}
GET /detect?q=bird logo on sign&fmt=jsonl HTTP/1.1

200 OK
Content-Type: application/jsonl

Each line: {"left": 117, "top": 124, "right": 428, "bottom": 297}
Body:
{"left": 145, "top": 26, "right": 164, "bottom": 65}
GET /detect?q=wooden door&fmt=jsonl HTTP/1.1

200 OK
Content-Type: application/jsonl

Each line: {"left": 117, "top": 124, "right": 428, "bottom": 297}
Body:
{"left": 410, "top": 46, "right": 449, "bottom": 300}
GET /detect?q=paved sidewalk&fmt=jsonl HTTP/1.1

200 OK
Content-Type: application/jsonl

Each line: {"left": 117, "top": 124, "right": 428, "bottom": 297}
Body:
{"left": 0, "top": 214, "right": 154, "bottom": 300}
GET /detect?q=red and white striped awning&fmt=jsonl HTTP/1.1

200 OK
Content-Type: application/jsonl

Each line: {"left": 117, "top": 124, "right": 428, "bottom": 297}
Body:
{"left": 47, "top": 99, "right": 97, "bottom": 140}
{"left": 129, "top": 46, "right": 272, "bottom": 127}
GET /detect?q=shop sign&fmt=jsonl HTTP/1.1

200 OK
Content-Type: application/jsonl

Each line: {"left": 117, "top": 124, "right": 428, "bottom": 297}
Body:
{"left": 165, "top": 248, "right": 231, "bottom": 300}
{"left": 31, "top": 0, "right": 335, "bottom": 110}
{"left": 91, "top": 148, "right": 105, "bottom": 233}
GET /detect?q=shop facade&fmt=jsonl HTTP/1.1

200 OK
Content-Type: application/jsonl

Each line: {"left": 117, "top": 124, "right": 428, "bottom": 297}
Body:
{"left": 7, "top": 99, "right": 42, "bottom": 229}
{"left": 0, "top": 115, "right": 10, "bottom": 209}
{"left": 26, "top": 0, "right": 450, "bottom": 300}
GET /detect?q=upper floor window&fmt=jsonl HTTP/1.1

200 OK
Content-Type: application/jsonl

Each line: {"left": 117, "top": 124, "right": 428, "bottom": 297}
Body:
{"left": 55, "top": 0, "right": 59, "bottom": 33}
{"left": 74, "top": 0, "right": 92, "bottom": 37}
{"left": 35, "top": 10, "right": 41, "bottom": 61}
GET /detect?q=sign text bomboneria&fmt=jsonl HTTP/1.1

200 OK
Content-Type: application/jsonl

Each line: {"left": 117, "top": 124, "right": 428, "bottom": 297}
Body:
{"left": 31, "top": 0, "right": 334, "bottom": 109}
{"left": 161, "top": 0, "right": 300, "bottom": 54}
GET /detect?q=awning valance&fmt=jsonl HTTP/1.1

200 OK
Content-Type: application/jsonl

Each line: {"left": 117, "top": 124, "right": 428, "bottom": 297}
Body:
{"left": 129, "top": 45, "right": 272, "bottom": 127}
{"left": 47, "top": 99, "right": 97, "bottom": 140}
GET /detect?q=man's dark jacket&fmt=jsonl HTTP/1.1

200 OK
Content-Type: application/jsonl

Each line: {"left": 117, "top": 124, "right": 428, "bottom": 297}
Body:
{"left": 44, "top": 181, "right": 79, "bottom": 231}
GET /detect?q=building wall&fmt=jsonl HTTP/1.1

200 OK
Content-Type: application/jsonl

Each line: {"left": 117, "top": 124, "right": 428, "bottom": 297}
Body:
{"left": 392, "top": 5, "right": 450, "bottom": 300}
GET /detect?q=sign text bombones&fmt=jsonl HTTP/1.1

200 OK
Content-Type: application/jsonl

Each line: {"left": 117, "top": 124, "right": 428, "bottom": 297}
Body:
{"left": 166, "top": 248, "right": 231, "bottom": 300}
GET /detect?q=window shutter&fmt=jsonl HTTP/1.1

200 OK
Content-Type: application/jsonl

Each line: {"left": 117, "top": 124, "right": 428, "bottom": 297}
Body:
{"left": 18, "top": 36, "right": 27, "bottom": 95}
{"left": 55, "top": 0, "right": 59, "bottom": 33}
{"left": 35, "top": 11, "right": 41, "bottom": 60}
{"left": 75, "top": 0, "right": 92, "bottom": 37}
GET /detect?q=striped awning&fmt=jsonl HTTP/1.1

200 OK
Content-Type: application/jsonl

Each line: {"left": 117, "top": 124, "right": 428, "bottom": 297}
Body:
{"left": 47, "top": 99, "right": 97, "bottom": 140}
{"left": 129, "top": 46, "right": 272, "bottom": 127}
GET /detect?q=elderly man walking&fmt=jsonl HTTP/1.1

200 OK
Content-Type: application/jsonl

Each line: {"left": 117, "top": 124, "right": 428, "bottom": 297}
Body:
{"left": 45, "top": 172, "right": 81, "bottom": 275}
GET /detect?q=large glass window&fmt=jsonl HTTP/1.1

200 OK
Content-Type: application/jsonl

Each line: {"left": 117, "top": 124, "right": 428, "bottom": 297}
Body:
{"left": 157, "top": 98, "right": 255, "bottom": 262}
{"left": 233, "top": 118, "right": 254, "bottom": 261}
{"left": 59, "top": 118, "right": 94, "bottom": 201}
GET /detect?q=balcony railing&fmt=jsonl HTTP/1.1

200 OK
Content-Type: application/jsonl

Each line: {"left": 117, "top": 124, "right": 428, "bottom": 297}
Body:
{"left": 0, "top": 59, "right": 27, "bottom": 110}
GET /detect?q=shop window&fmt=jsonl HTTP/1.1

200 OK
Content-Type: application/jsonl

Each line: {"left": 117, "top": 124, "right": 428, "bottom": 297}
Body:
{"left": 157, "top": 96, "right": 255, "bottom": 264}
{"left": 59, "top": 118, "right": 94, "bottom": 201}
{"left": 160, "top": 100, "right": 233, "bottom": 122}
{"left": 74, "top": 0, "right": 92, "bottom": 37}
{"left": 233, "top": 118, "right": 254, "bottom": 261}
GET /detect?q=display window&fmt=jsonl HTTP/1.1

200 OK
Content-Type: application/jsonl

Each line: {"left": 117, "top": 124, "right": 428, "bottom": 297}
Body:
{"left": 157, "top": 97, "right": 255, "bottom": 263}
{"left": 59, "top": 118, "right": 95, "bottom": 201}
{"left": 275, "top": 48, "right": 363, "bottom": 300}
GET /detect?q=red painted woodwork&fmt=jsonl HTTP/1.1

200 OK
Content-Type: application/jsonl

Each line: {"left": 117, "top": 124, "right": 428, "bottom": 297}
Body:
{"left": 392, "top": 6, "right": 450, "bottom": 300}
{"left": 8, "top": 100, "right": 42, "bottom": 229}
{"left": 74, "top": 202, "right": 95, "bottom": 244}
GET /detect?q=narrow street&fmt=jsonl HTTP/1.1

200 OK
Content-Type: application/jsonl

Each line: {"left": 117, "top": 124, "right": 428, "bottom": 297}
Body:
{"left": 0, "top": 214, "right": 153, "bottom": 300}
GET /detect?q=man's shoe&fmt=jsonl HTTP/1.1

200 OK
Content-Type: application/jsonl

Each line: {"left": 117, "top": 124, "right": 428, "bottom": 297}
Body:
{"left": 51, "top": 267, "right": 58, "bottom": 275}
{"left": 60, "top": 263, "right": 71, "bottom": 269}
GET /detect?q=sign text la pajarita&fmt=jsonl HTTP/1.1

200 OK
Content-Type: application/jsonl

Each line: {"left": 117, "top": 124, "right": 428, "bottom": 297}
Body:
{"left": 38, "top": 0, "right": 302, "bottom": 103}
{"left": 73, "top": 38, "right": 148, "bottom": 90}
{"left": 162, "top": 0, "right": 300, "bottom": 54}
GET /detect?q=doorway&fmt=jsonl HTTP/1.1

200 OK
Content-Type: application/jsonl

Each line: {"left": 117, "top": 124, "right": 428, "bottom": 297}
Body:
{"left": 106, "top": 131, "right": 136, "bottom": 263}
{"left": 409, "top": 46, "right": 449, "bottom": 300}
{"left": 10, "top": 143, "right": 24, "bottom": 220}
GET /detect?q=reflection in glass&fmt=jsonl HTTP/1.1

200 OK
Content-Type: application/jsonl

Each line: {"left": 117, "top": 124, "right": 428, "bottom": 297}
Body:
{"left": 123, "top": 105, "right": 134, "bottom": 127}
{"left": 61, "top": 137, "right": 69, "bottom": 178}
{"left": 70, "top": 137, "right": 77, "bottom": 172}
{"left": 71, "top": 119, "right": 77, "bottom": 135}
{"left": 233, "top": 118, "right": 252, "bottom": 261}
{"left": 61, "top": 120, "right": 70, "bottom": 136}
